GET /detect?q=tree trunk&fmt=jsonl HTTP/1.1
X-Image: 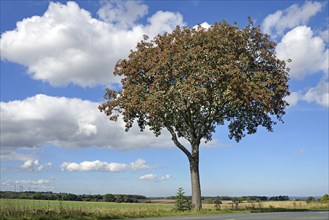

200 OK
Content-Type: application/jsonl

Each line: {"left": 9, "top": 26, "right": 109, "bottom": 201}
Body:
{"left": 189, "top": 153, "right": 202, "bottom": 210}
{"left": 165, "top": 126, "right": 202, "bottom": 210}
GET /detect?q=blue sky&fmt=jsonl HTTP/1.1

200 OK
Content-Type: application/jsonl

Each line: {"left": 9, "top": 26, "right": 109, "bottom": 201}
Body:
{"left": 0, "top": 0, "right": 328, "bottom": 197}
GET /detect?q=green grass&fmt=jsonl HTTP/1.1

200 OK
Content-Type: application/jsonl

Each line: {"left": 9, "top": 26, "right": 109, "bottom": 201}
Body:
{"left": 0, "top": 199, "right": 177, "bottom": 219}
{"left": 1, "top": 199, "right": 328, "bottom": 220}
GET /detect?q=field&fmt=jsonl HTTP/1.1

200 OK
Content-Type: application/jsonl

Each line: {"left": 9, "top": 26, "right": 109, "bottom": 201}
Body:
{"left": 0, "top": 199, "right": 328, "bottom": 219}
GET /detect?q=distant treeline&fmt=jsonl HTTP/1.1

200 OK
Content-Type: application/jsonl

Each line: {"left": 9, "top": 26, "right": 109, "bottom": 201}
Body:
{"left": 204, "top": 195, "right": 290, "bottom": 202}
{"left": 0, "top": 191, "right": 146, "bottom": 203}
{"left": 167, "top": 195, "right": 290, "bottom": 202}
{"left": 0, "top": 191, "right": 292, "bottom": 203}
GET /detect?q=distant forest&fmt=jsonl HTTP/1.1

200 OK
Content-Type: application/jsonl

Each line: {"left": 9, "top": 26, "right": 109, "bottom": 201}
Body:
{"left": 0, "top": 191, "right": 292, "bottom": 203}
{"left": 0, "top": 191, "right": 146, "bottom": 203}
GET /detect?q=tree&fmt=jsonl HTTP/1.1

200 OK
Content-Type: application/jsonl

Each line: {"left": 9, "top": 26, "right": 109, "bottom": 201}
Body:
{"left": 99, "top": 19, "right": 290, "bottom": 210}
{"left": 232, "top": 197, "right": 243, "bottom": 209}
{"left": 214, "top": 197, "right": 222, "bottom": 210}
{"left": 306, "top": 196, "right": 316, "bottom": 204}
{"left": 320, "top": 194, "right": 329, "bottom": 203}
{"left": 104, "top": 194, "right": 115, "bottom": 202}
{"left": 33, "top": 192, "right": 43, "bottom": 200}
{"left": 175, "top": 187, "right": 192, "bottom": 211}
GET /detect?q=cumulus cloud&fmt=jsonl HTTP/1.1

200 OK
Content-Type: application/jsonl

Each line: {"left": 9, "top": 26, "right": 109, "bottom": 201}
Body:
{"left": 262, "top": 1, "right": 324, "bottom": 37}
{"left": 302, "top": 81, "right": 329, "bottom": 107}
{"left": 320, "top": 28, "right": 329, "bottom": 43}
{"left": 283, "top": 82, "right": 329, "bottom": 108}
{"left": 20, "top": 159, "right": 53, "bottom": 172}
{"left": 139, "top": 173, "right": 172, "bottom": 181}
{"left": 0, "top": 1, "right": 185, "bottom": 87}
{"left": 60, "top": 158, "right": 154, "bottom": 172}
{"left": 284, "top": 92, "right": 300, "bottom": 107}
{"left": 143, "top": 11, "right": 185, "bottom": 37}
{"left": 276, "top": 26, "right": 328, "bottom": 79}
{"left": 97, "top": 0, "right": 148, "bottom": 28}
{"left": 261, "top": 2, "right": 328, "bottom": 109}
{"left": 0, "top": 94, "right": 177, "bottom": 159}
{"left": 139, "top": 173, "right": 157, "bottom": 180}
{"left": 1, "top": 94, "right": 220, "bottom": 160}
{"left": 193, "top": 22, "right": 211, "bottom": 30}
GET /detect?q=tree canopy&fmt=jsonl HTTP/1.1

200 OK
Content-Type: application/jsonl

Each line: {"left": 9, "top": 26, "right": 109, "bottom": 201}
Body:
{"left": 99, "top": 20, "right": 289, "bottom": 146}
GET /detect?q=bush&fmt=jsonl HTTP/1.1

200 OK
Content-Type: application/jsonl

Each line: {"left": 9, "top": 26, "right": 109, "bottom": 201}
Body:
{"left": 320, "top": 194, "right": 329, "bottom": 203}
{"left": 306, "top": 196, "right": 316, "bottom": 204}
{"left": 232, "top": 198, "right": 243, "bottom": 209}
{"left": 174, "top": 187, "right": 192, "bottom": 211}
{"left": 214, "top": 197, "right": 222, "bottom": 211}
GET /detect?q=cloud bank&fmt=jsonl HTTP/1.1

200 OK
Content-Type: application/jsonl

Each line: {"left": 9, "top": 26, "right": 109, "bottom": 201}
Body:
{"left": 0, "top": 94, "right": 176, "bottom": 160}
{"left": 0, "top": 1, "right": 185, "bottom": 87}
{"left": 60, "top": 158, "right": 154, "bottom": 172}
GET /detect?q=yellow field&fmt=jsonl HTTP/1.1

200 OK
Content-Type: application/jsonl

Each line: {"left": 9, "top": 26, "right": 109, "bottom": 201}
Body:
{"left": 202, "top": 200, "right": 329, "bottom": 210}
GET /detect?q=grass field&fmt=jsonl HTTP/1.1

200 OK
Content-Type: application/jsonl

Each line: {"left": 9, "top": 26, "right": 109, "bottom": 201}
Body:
{"left": 1, "top": 198, "right": 328, "bottom": 219}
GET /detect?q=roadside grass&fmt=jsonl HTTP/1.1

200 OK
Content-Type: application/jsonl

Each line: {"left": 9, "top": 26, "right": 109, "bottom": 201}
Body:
{"left": 1, "top": 199, "right": 328, "bottom": 219}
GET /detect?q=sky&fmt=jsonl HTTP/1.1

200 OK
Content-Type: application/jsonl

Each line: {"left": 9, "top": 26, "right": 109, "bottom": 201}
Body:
{"left": 0, "top": 0, "right": 328, "bottom": 197}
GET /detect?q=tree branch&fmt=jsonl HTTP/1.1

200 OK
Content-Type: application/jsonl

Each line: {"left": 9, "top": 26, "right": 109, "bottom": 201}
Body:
{"left": 166, "top": 125, "right": 192, "bottom": 160}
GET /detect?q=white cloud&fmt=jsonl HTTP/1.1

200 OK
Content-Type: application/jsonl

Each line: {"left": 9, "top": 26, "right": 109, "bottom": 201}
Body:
{"left": 144, "top": 11, "right": 185, "bottom": 37}
{"left": 97, "top": 0, "right": 148, "bottom": 28}
{"left": 21, "top": 159, "right": 38, "bottom": 170}
{"left": 267, "top": 2, "right": 329, "bottom": 108}
{"left": 36, "top": 162, "right": 53, "bottom": 172}
{"left": 60, "top": 159, "right": 154, "bottom": 172}
{"left": 130, "top": 158, "right": 156, "bottom": 170}
{"left": 160, "top": 174, "right": 172, "bottom": 181}
{"left": 0, "top": 1, "right": 185, "bottom": 87}
{"left": 284, "top": 92, "right": 300, "bottom": 107}
{"left": 20, "top": 159, "right": 53, "bottom": 172}
{"left": 262, "top": 1, "right": 324, "bottom": 37}
{"left": 139, "top": 173, "right": 157, "bottom": 180}
{"left": 302, "top": 80, "right": 329, "bottom": 107}
{"left": 139, "top": 173, "right": 172, "bottom": 181}
{"left": 0, "top": 94, "right": 219, "bottom": 160}
{"left": 320, "top": 28, "right": 329, "bottom": 43}
{"left": 193, "top": 22, "right": 211, "bottom": 30}
{"left": 276, "top": 26, "right": 328, "bottom": 79}
{"left": 0, "top": 94, "right": 174, "bottom": 157}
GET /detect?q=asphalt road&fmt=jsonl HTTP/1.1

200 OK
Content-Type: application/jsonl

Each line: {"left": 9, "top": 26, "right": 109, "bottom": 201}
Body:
{"left": 130, "top": 211, "right": 329, "bottom": 220}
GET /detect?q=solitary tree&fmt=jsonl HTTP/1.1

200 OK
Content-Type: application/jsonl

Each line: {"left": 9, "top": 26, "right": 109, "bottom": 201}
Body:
{"left": 99, "top": 19, "right": 290, "bottom": 210}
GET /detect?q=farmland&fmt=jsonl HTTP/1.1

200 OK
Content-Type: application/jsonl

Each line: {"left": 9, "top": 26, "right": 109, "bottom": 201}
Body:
{"left": 1, "top": 198, "right": 328, "bottom": 219}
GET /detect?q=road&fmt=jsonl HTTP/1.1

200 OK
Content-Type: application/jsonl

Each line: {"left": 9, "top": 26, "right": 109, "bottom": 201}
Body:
{"left": 130, "top": 211, "right": 329, "bottom": 220}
